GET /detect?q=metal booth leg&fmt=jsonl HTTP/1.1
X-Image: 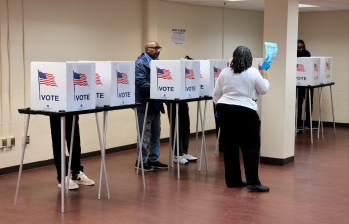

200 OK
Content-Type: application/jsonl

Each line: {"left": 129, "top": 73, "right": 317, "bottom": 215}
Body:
{"left": 102, "top": 111, "right": 110, "bottom": 199}
{"left": 134, "top": 108, "right": 145, "bottom": 188}
{"left": 14, "top": 114, "right": 30, "bottom": 205}
{"left": 295, "top": 88, "right": 298, "bottom": 135}
{"left": 176, "top": 103, "right": 180, "bottom": 180}
{"left": 330, "top": 85, "right": 336, "bottom": 134}
{"left": 95, "top": 113, "right": 104, "bottom": 199}
{"left": 199, "top": 100, "right": 208, "bottom": 172}
{"left": 303, "top": 89, "right": 308, "bottom": 131}
{"left": 137, "top": 102, "right": 149, "bottom": 174}
{"left": 61, "top": 116, "right": 66, "bottom": 213}
{"left": 195, "top": 101, "right": 200, "bottom": 157}
{"left": 320, "top": 87, "right": 324, "bottom": 138}
{"left": 317, "top": 89, "right": 321, "bottom": 139}
{"left": 308, "top": 89, "right": 313, "bottom": 144}
{"left": 169, "top": 103, "right": 173, "bottom": 167}
{"left": 66, "top": 115, "right": 76, "bottom": 194}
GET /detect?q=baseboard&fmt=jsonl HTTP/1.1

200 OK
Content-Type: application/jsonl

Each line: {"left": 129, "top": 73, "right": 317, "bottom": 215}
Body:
{"left": 260, "top": 156, "right": 294, "bottom": 166}
{"left": 322, "top": 121, "right": 349, "bottom": 127}
{"left": 0, "top": 129, "right": 216, "bottom": 176}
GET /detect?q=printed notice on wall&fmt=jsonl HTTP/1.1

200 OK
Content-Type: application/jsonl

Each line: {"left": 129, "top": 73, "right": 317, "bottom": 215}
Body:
{"left": 172, "top": 28, "right": 186, "bottom": 45}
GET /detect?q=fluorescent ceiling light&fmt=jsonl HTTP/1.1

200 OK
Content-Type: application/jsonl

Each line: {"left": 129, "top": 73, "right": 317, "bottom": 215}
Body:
{"left": 299, "top": 4, "right": 320, "bottom": 8}
{"left": 226, "top": 0, "right": 250, "bottom": 1}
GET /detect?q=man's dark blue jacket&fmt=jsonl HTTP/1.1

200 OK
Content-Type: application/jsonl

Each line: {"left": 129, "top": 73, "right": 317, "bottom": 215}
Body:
{"left": 135, "top": 53, "right": 164, "bottom": 114}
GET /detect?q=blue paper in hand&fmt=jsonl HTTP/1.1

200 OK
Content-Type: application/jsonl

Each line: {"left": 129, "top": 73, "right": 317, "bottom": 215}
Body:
{"left": 264, "top": 42, "right": 278, "bottom": 63}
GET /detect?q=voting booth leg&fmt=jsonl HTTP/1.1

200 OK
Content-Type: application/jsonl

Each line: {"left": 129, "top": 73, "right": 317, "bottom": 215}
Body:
{"left": 61, "top": 116, "right": 66, "bottom": 213}
{"left": 308, "top": 90, "right": 313, "bottom": 144}
{"left": 95, "top": 113, "right": 103, "bottom": 199}
{"left": 14, "top": 114, "right": 30, "bottom": 205}
{"left": 317, "top": 88, "right": 324, "bottom": 139}
{"left": 66, "top": 115, "right": 76, "bottom": 194}
{"left": 330, "top": 85, "right": 336, "bottom": 134}
{"left": 295, "top": 89, "right": 299, "bottom": 136}
{"left": 215, "top": 128, "right": 221, "bottom": 155}
{"left": 176, "top": 103, "right": 180, "bottom": 180}
{"left": 134, "top": 108, "right": 145, "bottom": 188}
{"left": 169, "top": 103, "right": 173, "bottom": 167}
{"left": 172, "top": 121, "right": 177, "bottom": 168}
{"left": 302, "top": 89, "right": 308, "bottom": 131}
{"left": 137, "top": 102, "right": 149, "bottom": 175}
{"left": 320, "top": 88, "right": 324, "bottom": 138}
{"left": 195, "top": 102, "right": 200, "bottom": 157}
{"left": 199, "top": 100, "right": 208, "bottom": 172}
{"left": 102, "top": 111, "right": 110, "bottom": 199}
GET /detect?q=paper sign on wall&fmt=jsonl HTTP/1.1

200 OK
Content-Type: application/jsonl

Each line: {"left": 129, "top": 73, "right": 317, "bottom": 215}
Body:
{"left": 172, "top": 28, "right": 186, "bottom": 45}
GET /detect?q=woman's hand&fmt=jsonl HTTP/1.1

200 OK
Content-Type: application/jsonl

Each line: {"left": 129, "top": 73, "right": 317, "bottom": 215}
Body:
{"left": 261, "top": 56, "right": 270, "bottom": 70}
{"left": 261, "top": 69, "right": 267, "bottom": 79}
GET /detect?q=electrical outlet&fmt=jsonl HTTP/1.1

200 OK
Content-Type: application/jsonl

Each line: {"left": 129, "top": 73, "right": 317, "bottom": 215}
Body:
{"left": 2, "top": 139, "right": 6, "bottom": 148}
{"left": 26, "top": 136, "right": 30, "bottom": 144}
{"left": 9, "top": 137, "right": 15, "bottom": 147}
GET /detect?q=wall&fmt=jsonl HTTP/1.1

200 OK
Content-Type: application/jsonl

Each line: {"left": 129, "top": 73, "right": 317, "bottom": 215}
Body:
{"left": 0, "top": 0, "right": 264, "bottom": 170}
{"left": 298, "top": 11, "right": 349, "bottom": 123}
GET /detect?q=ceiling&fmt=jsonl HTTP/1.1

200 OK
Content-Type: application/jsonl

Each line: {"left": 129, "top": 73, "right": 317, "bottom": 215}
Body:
{"left": 162, "top": 0, "right": 349, "bottom": 12}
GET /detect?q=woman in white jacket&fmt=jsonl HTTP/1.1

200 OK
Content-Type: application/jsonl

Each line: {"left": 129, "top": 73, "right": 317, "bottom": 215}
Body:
{"left": 213, "top": 46, "right": 270, "bottom": 192}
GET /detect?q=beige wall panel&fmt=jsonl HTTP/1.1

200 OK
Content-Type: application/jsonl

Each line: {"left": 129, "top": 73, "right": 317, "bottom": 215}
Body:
{"left": 299, "top": 11, "right": 348, "bottom": 123}
{"left": 223, "top": 8, "right": 264, "bottom": 59}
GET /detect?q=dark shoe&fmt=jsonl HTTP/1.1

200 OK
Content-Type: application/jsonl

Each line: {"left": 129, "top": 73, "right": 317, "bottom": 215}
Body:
{"left": 135, "top": 160, "right": 153, "bottom": 171}
{"left": 219, "top": 147, "right": 224, "bottom": 153}
{"left": 227, "top": 181, "right": 247, "bottom": 188}
{"left": 247, "top": 184, "right": 270, "bottom": 192}
{"left": 305, "top": 122, "right": 317, "bottom": 130}
{"left": 147, "top": 160, "right": 168, "bottom": 169}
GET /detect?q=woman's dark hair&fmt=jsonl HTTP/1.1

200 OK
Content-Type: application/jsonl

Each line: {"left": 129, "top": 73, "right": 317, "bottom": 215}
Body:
{"left": 230, "top": 46, "right": 252, "bottom": 74}
{"left": 297, "top": 39, "right": 308, "bottom": 57}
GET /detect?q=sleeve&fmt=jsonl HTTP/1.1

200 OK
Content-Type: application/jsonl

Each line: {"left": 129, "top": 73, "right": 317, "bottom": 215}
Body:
{"left": 135, "top": 61, "right": 150, "bottom": 94}
{"left": 307, "top": 50, "right": 311, "bottom": 57}
{"left": 254, "top": 70, "right": 270, "bottom": 95}
{"left": 212, "top": 74, "right": 223, "bottom": 104}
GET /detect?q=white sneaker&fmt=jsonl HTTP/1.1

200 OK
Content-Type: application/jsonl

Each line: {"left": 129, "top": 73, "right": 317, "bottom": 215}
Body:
{"left": 183, "top": 153, "right": 197, "bottom": 161}
{"left": 58, "top": 176, "right": 79, "bottom": 190}
{"left": 174, "top": 156, "right": 188, "bottom": 165}
{"left": 72, "top": 171, "right": 95, "bottom": 186}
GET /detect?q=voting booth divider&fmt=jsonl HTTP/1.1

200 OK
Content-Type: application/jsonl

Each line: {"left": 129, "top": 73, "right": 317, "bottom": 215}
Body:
{"left": 80, "top": 61, "right": 135, "bottom": 107}
{"left": 317, "top": 57, "right": 332, "bottom": 84}
{"left": 31, "top": 62, "right": 96, "bottom": 112}
{"left": 199, "top": 60, "right": 227, "bottom": 97}
{"left": 296, "top": 57, "right": 320, "bottom": 86}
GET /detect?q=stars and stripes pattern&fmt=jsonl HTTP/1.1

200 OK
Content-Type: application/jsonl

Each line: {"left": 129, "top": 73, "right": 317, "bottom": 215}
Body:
{"left": 185, "top": 68, "right": 195, "bottom": 80}
{"left": 157, "top": 68, "right": 173, "bottom": 80}
{"left": 117, "top": 71, "right": 130, "bottom": 84}
{"left": 38, "top": 70, "right": 58, "bottom": 87}
{"left": 214, "top": 67, "right": 221, "bottom": 77}
{"left": 326, "top": 62, "right": 330, "bottom": 70}
{"left": 314, "top": 63, "right": 318, "bottom": 72}
{"left": 95, "top": 73, "right": 103, "bottom": 85}
{"left": 297, "top": 64, "right": 306, "bottom": 72}
{"left": 200, "top": 71, "right": 203, "bottom": 79}
{"left": 73, "top": 71, "right": 89, "bottom": 86}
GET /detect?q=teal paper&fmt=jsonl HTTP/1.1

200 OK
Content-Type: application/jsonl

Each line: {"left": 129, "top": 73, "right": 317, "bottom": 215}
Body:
{"left": 264, "top": 42, "right": 278, "bottom": 63}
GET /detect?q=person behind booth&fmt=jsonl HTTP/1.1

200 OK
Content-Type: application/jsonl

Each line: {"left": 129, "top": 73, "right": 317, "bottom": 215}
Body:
{"left": 50, "top": 115, "right": 95, "bottom": 189}
{"left": 297, "top": 39, "right": 317, "bottom": 131}
{"left": 213, "top": 46, "right": 270, "bottom": 192}
{"left": 134, "top": 41, "right": 168, "bottom": 171}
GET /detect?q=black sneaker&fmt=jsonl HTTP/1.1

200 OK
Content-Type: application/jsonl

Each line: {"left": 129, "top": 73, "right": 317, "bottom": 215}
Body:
{"left": 247, "top": 184, "right": 270, "bottom": 192}
{"left": 147, "top": 160, "right": 168, "bottom": 169}
{"left": 135, "top": 160, "right": 153, "bottom": 171}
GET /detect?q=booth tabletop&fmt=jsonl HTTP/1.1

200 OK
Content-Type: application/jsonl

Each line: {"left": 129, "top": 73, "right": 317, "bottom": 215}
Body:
{"left": 18, "top": 103, "right": 142, "bottom": 116}
{"left": 141, "top": 96, "right": 212, "bottom": 103}
{"left": 296, "top": 82, "right": 335, "bottom": 89}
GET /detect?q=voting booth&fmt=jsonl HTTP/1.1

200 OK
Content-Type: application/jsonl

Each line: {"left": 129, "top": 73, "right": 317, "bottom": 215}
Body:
{"left": 150, "top": 60, "right": 200, "bottom": 100}
{"left": 296, "top": 57, "right": 320, "bottom": 86}
{"left": 80, "top": 61, "right": 135, "bottom": 107}
{"left": 31, "top": 62, "right": 96, "bottom": 112}
{"left": 318, "top": 57, "right": 332, "bottom": 84}
{"left": 200, "top": 60, "right": 227, "bottom": 97}
{"left": 252, "top": 58, "right": 263, "bottom": 72}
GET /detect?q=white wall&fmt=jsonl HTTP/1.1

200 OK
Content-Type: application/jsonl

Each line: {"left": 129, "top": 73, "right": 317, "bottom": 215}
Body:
{"left": 298, "top": 11, "right": 349, "bottom": 123}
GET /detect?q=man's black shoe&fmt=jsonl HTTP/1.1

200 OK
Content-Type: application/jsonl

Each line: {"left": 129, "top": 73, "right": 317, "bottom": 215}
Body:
{"left": 135, "top": 160, "right": 153, "bottom": 171}
{"left": 219, "top": 147, "right": 224, "bottom": 152}
{"left": 247, "top": 184, "right": 270, "bottom": 192}
{"left": 227, "top": 181, "right": 247, "bottom": 188}
{"left": 147, "top": 160, "right": 168, "bottom": 169}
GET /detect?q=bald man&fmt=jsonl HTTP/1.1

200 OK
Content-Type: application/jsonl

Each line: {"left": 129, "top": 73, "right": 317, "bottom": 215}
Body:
{"left": 134, "top": 41, "right": 168, "bottom": 171}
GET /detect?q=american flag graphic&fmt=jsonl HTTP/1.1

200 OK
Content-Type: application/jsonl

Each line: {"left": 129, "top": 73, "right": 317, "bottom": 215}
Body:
{"left": 200, "top": 71, "right": 203, "bottom": 79}
{"left": 73, "top": 71, "right": 89, "bottom": 86}
{"left": 214, "top": 67, "right": 221, "bottom": 77}
{"left": 157, "top": 68, "right": 173, "bottom": 80}
{"left": 314, "top": 63, "right": 318, "bottom": 72}
{"left": 95, "top": 73, "right": 103, "bottom": 85}
{"left": 38, "top": 70, "right": 58, "bottom": 87}
{"left": 117, "top": 71, "right": 130, "bottom": 84}
{"left": 326, "top": 62, "right": 330, "bottom": 70}
{"left": 297, "top": 64, "right": 306, "bottom": 72}
{"left": 185, "top": 68, "right": 195, "bottom": 80}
